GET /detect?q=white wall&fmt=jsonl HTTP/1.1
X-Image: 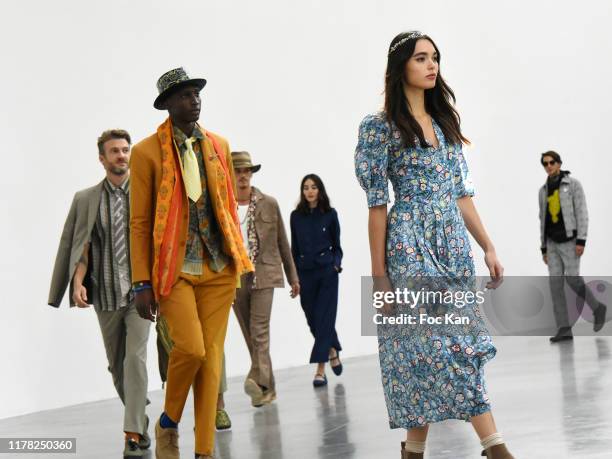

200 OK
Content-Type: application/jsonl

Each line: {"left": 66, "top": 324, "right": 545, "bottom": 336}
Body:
{"left": 1, "top": 0, "right": 611, "bottom": 419}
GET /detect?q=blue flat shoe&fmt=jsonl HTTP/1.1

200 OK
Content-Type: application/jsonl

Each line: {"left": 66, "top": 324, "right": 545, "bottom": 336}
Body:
{"left": 329, "top": 350, "right": 343, "bottom": 376}
{"left": 313, "top": 373, "right": 327, "bottom": 387}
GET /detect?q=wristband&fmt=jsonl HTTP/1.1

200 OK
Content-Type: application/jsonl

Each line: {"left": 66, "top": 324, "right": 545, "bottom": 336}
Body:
{"left": 133, "top": 281, "right": 152, "bottom": 293}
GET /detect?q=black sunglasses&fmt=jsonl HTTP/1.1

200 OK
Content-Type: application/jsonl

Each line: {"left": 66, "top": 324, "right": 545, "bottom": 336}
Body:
{"left": 542, "top": 160, "right": 557, "bottom": 167}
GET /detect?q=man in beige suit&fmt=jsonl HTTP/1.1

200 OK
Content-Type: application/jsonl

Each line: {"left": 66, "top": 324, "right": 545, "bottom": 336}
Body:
{"left": 231, "top": 151, "right": 300, "bottom": 407}
{"left": 48, "top": 129, "right": 151, "bottom": 457}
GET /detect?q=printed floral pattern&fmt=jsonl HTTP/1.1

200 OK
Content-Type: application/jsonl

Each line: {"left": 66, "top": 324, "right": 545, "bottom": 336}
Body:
{"left": 173, "top": 126, "right": 228, "bottom": 273}
{"left": 355, "top": 112, "right": 497, "bottom": 429}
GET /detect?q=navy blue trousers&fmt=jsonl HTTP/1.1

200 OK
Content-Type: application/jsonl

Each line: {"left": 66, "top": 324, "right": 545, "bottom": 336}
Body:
{"left": 298, "top": 265, "right": 342, "bottom": 363}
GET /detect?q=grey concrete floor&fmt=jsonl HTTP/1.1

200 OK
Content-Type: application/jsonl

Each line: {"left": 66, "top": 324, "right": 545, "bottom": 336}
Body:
{"left": 1, "top": 337, "right": 611, "bottom": 458}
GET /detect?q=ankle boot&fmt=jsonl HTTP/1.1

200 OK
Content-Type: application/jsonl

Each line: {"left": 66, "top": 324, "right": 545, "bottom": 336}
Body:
{"left": 400, "top": 441, "right": 424, "bottom": 459}
{"left": 481, "top": 443, "right": 514, "bottom": 459}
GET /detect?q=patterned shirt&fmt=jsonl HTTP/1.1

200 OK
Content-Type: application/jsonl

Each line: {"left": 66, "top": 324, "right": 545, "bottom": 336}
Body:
{"left": 173, "top": 126, "right": 228, "bottom": 274}
{"left": 91, "top": 178, "right": 132, "bottom": 311}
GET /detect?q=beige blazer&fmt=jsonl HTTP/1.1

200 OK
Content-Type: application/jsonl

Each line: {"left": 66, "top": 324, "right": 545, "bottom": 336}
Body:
{"left": 48, "top": 181, "right": 104, "bottom": 307}
{"left": 251, "top": 187, "right": 298, "bottom": 289}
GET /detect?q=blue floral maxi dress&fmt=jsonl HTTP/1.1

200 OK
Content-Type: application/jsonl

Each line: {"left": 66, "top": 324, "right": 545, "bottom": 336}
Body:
{"left": 354, "top": 113, "right": 497, "bottom": 429}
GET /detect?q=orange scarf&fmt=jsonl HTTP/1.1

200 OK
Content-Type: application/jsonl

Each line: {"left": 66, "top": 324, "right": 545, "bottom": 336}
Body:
{"left": 152, "top": 118, "right": 247, "bottom": 298}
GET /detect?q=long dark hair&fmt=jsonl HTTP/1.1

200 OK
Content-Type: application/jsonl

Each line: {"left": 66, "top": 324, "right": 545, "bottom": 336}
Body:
{"left": 384, "top": 31, "right": 469, "bottom": 148}
{"left": 295, "top": 174, "right": 332, "bottom": 214}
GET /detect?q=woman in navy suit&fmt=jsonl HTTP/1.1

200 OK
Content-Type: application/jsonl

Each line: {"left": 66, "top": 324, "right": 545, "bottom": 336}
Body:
{"left": 290, "top": 174, "right": 343, "bottom": 387}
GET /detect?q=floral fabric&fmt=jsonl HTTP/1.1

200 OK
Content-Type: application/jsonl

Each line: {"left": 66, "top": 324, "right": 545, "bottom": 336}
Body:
{"left": 354, "top": 112, "right": 497, "bottom": 429}
{"left": 172, "top": 126, "right": 228, "bottom": 273}
{"left": 245, "top": 188, "right": 260, "bottom": 287}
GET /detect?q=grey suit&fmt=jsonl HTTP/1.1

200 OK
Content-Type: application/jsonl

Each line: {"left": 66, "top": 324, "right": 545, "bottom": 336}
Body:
{"left": 48, "top": 181, "right": 103, "bottom": 307}
{"left": 48, "top": 179, "right": 150, "bottom": 435}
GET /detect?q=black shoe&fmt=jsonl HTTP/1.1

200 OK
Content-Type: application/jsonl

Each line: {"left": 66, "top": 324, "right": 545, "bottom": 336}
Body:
{"left": 123, "top": 438, "right": 144, "bottom": 458}
{"left": 313, "top": 373, "right": 327, "bottom": 387}
{"left": 139, "top": 415, "right": 151, "bottom": 449}
{"left": 329, "top": 350, "right": 343, "bottom": 376}
{"left": 550, "top": 327, "right": 573, "bottom": 343}
{"left": 594, "top": 304, "right": 607, "bottom": 332}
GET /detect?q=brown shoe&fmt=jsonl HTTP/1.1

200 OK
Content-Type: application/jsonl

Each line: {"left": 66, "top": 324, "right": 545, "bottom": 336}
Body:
{"left": 481, "top": 443, "right": 514, "bottom": 459}
{"left": 400, "top": 441, "right": 424, "bottom": 459}
{"left": 155, "top": 418, "right": 179, "bottom": 459}
{"left": 260, "top": 388, "right": 277, "bottom": 405}
{"left": 244, "top": 378, "right": 264, "bottom": 407}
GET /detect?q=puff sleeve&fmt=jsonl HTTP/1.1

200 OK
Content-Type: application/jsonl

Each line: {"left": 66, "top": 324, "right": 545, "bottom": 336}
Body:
{"left": 451, "top": 143, "right": 475, "bottom": 199}
{"left": 354, "top": 114, "right": 391, "bottom": 207}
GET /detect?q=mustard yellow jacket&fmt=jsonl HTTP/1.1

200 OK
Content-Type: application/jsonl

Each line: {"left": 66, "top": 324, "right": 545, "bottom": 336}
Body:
{"left": 129, "top": 128, "right": 251, "bottom": 287}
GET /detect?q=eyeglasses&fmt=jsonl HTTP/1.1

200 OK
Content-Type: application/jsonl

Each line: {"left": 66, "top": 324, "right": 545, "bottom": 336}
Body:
{"left": 542, "top": 160, "right": 557, "bottom": 167}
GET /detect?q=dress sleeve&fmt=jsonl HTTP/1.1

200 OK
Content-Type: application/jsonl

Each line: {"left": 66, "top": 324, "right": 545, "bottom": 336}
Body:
{"left": 451, "top": 143, "right": 475, "bottom": 199}
{"left": 354, "top": 114, "right": 391, "bottom": 207}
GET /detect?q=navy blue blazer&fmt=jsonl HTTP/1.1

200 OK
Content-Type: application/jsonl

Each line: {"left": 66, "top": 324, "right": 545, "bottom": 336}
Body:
{"left": 290, "top": 207, "right": 343, "bottom": 271}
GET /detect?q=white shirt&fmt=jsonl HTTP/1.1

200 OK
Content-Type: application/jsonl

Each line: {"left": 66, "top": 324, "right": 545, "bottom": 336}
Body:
{"left": 238, "top": 204, "right": 250, "bottom": 253}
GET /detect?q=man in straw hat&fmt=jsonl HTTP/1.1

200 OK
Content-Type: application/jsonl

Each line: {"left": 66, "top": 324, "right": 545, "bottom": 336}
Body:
{"left": 129, "top": 67, "right": 252, "bottom": 459}
{"left": 231, "top": 151, "right": 300, "bottom": 407}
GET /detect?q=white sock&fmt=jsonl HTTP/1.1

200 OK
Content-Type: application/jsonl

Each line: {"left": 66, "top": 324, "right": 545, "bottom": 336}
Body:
{"left": 480, "top": 432, "right": 504, "bottom": 450}
{"left": 404, "top": 440, "right": 426, "bottom": 453}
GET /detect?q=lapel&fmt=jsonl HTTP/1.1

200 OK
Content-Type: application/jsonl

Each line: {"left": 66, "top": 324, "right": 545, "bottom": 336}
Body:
{"left": 253, "top": 187, "right": 264, "bottom": 220}
{"left": 86, "top": 180, "right": 105, "bottom": 232}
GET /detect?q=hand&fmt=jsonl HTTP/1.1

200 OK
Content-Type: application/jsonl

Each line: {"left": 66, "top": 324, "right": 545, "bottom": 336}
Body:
{"left": 290, "top": 281, "right": 300, "bottom": 298}
{"left": 72, "top": 284, "right": 90, "bottom": 308}
{"left": 373, "top": 275, "right": 395, "bottom": 316}
{"left": 135, "top": 288, "right": 158, "bottom": 322}
{"left": 484, "top": 249, "right": 504, "bottom": 290}
{"left": 576, "top": 245, "right": 585, "bottom": 257}
{"left": 543, "top": 254, "right": 548, "bottom": 265}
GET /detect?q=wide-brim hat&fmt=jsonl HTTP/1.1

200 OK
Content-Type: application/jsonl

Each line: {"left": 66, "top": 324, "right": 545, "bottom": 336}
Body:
{"left": 154, "top": 67, "right": 207, "bottom": 110}
{"left": 231, "top": 151, "right": 261, "bottom": 173}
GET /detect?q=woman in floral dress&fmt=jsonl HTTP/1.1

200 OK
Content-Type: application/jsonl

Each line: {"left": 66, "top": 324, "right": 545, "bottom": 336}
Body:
{"left": 354, "top": 31, "right": 514, "bottom": 459}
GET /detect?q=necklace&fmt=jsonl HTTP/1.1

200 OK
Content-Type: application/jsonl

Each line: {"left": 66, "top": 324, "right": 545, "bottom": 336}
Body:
{"left": 239, "top": 204, "right": 249, "bottom": 224}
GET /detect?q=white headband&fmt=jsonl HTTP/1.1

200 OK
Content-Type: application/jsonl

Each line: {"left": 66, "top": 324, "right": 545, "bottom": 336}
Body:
{"left": 388, "top": 32, "right": 425, "bottom": 55}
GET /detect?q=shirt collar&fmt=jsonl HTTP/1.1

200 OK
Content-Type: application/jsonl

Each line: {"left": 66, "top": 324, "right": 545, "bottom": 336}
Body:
{"left": 105, "top": 177, "right": 129, "bottom": 194}
{"left": 173, "top": 124, "right": 204, "bottom": 147}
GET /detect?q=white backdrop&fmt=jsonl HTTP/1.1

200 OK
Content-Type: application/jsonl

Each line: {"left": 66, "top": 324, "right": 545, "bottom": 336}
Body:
{"left": 1, "top": 0, "right": 611, "bottom": 419}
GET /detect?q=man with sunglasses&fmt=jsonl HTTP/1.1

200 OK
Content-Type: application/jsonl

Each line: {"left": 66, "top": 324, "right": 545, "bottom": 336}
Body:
{"left": 539, "top": 151, "right": 607, "bottom": 342}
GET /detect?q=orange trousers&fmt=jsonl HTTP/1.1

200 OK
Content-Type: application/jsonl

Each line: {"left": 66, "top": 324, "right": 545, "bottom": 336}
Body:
{"left": 159, "top": 263, "right": 236, "bottom": 455}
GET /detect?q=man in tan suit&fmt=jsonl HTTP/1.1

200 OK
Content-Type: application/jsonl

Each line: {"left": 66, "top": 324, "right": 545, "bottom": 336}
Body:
{"left": 48, "top": 129, "right": 151, "bottom": 458}
{"left": 231, "top": 151, "right": 300, "bottom": 407}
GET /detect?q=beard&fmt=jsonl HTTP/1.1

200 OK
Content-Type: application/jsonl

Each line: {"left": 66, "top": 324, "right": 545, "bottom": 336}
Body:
{"left": 110, "top": 165, "right": 128, "bottom": 176}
